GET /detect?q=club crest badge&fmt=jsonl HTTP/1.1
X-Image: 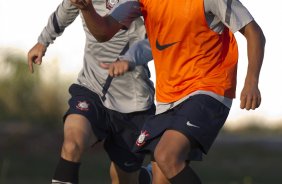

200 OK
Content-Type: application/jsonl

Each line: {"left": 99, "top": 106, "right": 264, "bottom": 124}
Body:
{"left": 76, "top": 101, "right": 90, "bottom": 111}
{"left": 106, "top": 0, "right": 119, "bottom": 10}
{"left": 136, "top": 130, "right": 150, "bottom": 147}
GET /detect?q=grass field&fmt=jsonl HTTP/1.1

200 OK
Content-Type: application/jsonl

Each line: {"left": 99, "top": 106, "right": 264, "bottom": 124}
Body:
{"left": 1, "top": 126, "right": 282, "bottom": 184}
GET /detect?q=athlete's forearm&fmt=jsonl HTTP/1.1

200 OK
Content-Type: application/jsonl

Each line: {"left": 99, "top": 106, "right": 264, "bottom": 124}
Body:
{"left": 239, "top": 20, "right": 265, "bottom": 110}
{"left": 80, "top": 4, "right": 123, "bottom": 42}
{"left": 241, "top": 21, "right": 265, "bottom": 85}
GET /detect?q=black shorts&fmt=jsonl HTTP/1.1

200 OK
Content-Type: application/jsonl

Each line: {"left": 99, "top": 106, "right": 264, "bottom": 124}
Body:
{"left": 64, "top": 84, "right": 155, "bottom": 172}
{"left": 133, "top": 94, "right": 230, "bottom": 161}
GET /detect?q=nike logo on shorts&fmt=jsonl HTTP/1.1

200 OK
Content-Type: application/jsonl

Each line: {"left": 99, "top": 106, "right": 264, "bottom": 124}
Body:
{"left": 156, "top": 39, "right": 178, "bottom": 51}
{"left": 124, "top": 161, "right": 136, "bottom": 167}
{"left": 51, "top": 180, "right": 72, "bottom": 184}
{"left": 186, "top": 121, "right": 200, "bottom": 128}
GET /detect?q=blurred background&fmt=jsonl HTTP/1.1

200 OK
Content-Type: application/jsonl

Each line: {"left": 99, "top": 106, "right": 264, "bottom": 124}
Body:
{"left": 1, "top": 0, "right": 282, "bottom": 183}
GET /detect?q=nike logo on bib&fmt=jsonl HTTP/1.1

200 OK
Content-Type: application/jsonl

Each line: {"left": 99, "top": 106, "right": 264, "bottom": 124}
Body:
{"left": 156, "top": 39, "right": 178, "bottom": 51}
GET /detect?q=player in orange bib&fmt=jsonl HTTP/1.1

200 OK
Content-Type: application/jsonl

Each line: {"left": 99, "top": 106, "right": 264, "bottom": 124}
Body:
{"left": 70, "top": 0, "right": 265, "bottom": 183}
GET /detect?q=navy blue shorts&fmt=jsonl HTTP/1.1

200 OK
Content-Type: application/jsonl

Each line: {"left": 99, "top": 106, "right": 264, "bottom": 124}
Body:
{"left": 64, "top": 84, "right": 155, "bottom": 172}
{"left": 133, "top": 94, "right": 230, "bottom": 161}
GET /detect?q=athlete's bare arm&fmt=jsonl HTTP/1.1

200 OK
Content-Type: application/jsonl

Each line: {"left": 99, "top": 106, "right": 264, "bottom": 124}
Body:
{"left": 100, "top": 38, "right": 152, "bottom": 77}
{"left": 239, "top": 20, "right": 265, "bottom": 110}
{"left": 70, "top": 0, "right": 123, "bottom": 42}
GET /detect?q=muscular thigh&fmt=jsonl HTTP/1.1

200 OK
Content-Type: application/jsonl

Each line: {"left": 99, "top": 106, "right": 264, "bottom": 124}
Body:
{"left": 155, "top": 130, "right": 191, "bottom": 162}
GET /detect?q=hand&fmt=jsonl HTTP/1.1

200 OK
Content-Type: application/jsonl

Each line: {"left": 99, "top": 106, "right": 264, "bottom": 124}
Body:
{"left": 27, "top": 43, "right": 46, "bottom": 73}
{"left": 99, "top": 60, "right": 130, "bottom": 77}
{"left": 70, "top": 0, "right": 91, "bottom": 10}
{"left": 240, "top": 81, "right": 261, "bottom": 110}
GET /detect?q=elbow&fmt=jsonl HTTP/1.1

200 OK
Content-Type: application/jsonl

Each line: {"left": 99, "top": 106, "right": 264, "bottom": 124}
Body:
{"left": 87, "top": 32, "right": 112, "bottom": 42}
{"left": 261, "top": 32, "right": 266, "bottom": 47}
{"left": 255, "top": 21, "right": 266, "bottom": 47}
{"left": 243, "top": 21, "right": 266, "bottom": 48}
{"left": 257, "top": 26, "right": 266, "bottom": 50}
{"left": 95, "top": 35, "right": 112, "bottom": 42}
{"left": 255, "top": 22, "right": 266, "bottom": 47}
{"left": 88, "top": 30, "right": 113, "bottom": 42}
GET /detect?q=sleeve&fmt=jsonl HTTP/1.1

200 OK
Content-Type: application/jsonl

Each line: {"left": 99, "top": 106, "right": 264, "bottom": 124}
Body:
{"left": 109, "top": 0, "right": 142, "bottom": 28}
{"left": 204, "top": 0, "right": 254, "bottom": 33}
{"left": 38, "top": 0, "right": 79, "bottom": 47}
{"left": 119, "top": 38, "right": 153, "bottom": 68}
{"left": 127, "top": 17, "right": 146, "bottom": 45}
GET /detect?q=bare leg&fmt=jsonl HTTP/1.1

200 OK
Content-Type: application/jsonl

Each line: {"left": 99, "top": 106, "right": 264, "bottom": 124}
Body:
{"left": 61, "top": 114, "right": 97, "bottom": 162}
{"left": 151, "top": 161, "right": 170, "bottom": 184}
{"left": 52, "top": 114, "right": 97, "bottom": 183}
{"left": 154, "top": 130, "right": 201, "bottom": 184}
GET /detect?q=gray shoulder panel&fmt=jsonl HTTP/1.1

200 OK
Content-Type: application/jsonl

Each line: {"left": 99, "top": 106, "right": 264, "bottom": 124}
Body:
{"left": 109, "top": 0, "right": 142, "bottom": 28}
{"left": 204, "top": 0, "right": 254, "bottom": 33}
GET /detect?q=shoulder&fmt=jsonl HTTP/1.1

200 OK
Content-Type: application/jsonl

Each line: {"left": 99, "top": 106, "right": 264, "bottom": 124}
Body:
{"left": 204, "top": 0, "right": 250, "bottom": 14}
{"left": 109, "top": 0, "right": 142, "bottom": 28}
{"left": 204, "top": 0, "right": 253, "bottom": 32}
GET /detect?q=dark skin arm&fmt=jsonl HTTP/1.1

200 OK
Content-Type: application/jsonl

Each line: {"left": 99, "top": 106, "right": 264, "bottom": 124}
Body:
{"left": 70, "top": 0, "right": 123, "bottom": 42}
{"left": 239, "top": 20, "right": 266, "bottom": 110}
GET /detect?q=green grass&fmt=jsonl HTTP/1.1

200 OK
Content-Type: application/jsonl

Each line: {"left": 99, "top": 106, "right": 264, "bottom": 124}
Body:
{"left": 1, "top": 130, "right": 282, "bottom": 184}
{"left": 0, "top": 142, "right": 111, "bottom": 184}
{"left": 192, "top": 131, "right": 282, "bottom": 184}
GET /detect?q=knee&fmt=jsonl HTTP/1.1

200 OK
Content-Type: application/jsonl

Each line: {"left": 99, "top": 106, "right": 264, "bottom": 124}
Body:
{"left": 154, "top": 147, "right": 186, "bottom": 178}
{"left": 61, "top": 115, "right": 94, "bottom": 160}
{"left": 154, "top": 149, "right": 170, "bottom": 167}
{"left": 62, "top": 139, "right": 83, "bottom": 161}
{"left": 154, "top": 149, "right": 175, "bottom": 173}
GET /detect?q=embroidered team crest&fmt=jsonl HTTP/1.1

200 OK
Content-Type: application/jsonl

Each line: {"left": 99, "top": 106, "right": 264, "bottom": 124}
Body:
{"left": 106, "top": 0, "right": 119, "bottom": 10}
{"left": 136, "top": 130, "right": 150, "bottom": 147}
{"left": 76, "top": 101, "right": 90, "bottom": 111}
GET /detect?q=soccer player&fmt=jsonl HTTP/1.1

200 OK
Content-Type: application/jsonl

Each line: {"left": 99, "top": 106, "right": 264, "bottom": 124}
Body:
{"left": 69, "top": 0, "right": 266, "bottom": 183}
{"left": 27, "top": 0, "right": 155, "bottom": 183}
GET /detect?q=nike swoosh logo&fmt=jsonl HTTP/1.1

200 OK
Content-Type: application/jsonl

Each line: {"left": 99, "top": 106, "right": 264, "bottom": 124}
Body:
{"left": 124, "top": 161, "right": 136, "bottom": 167}
{"left": 186, "top": 121, "right": 200, "bottom": 128}
{"left": 156, "top": 39, "right": 178, "bottom": 51}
